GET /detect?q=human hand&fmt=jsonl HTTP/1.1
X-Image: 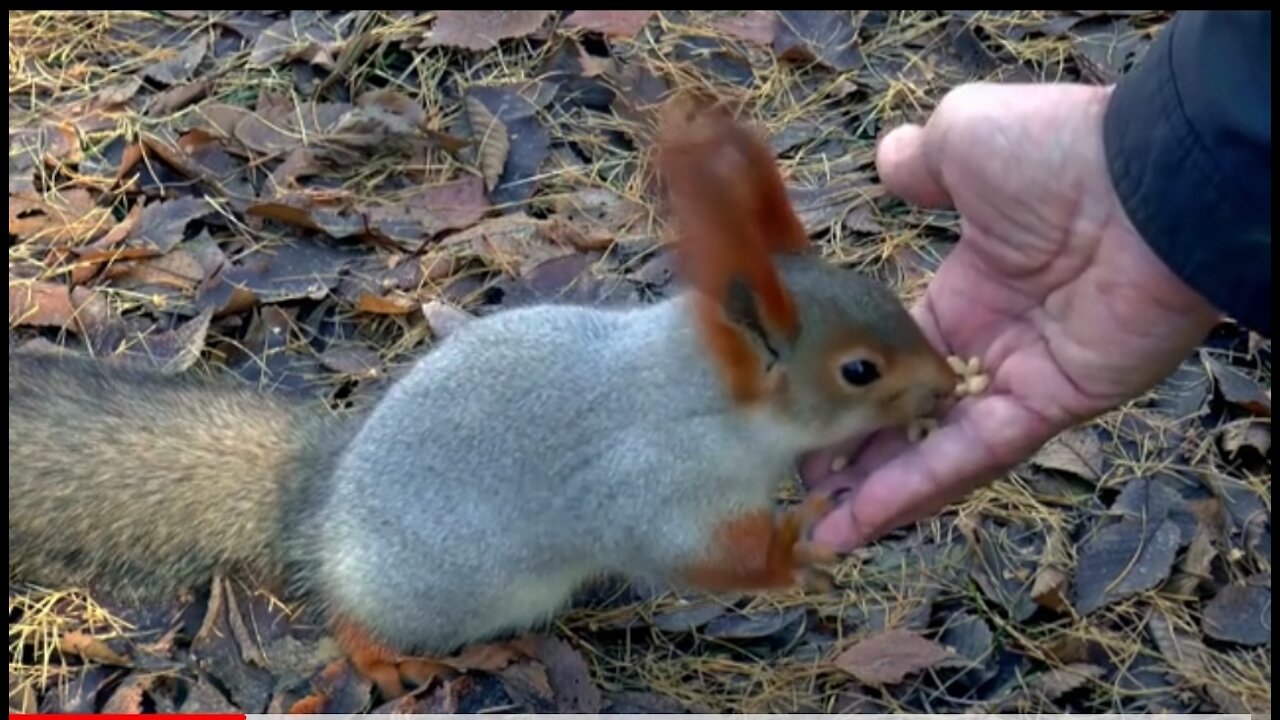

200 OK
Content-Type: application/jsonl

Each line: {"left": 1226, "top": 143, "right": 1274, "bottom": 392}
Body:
{"left": 801, "top": 83, "right": 1222, "bottom": 551}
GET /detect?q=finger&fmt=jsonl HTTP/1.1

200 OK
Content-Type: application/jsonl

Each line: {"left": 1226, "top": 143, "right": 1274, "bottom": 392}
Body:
{"left": 812, "top": 396, "right": 1054, "bottom": 551}
{"left": 876, "top": 124, "right": 952, "bottom": 209}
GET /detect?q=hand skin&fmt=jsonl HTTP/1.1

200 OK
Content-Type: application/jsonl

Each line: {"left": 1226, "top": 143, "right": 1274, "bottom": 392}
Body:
{"left": 801, "top": 83, "right": 1222, "bottom": 552}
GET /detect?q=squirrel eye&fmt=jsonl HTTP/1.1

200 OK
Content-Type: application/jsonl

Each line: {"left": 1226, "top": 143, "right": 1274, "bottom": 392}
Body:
{"left": 839, "top": 359, "right": 881, "bottom": 387}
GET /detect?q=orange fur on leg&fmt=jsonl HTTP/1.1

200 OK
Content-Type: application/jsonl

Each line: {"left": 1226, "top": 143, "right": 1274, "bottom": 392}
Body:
{"left": 331, "top": 616, "right": 453, "bottom": 700}
{"left": 679, "top": 494, "right": 838, "bottom": 593}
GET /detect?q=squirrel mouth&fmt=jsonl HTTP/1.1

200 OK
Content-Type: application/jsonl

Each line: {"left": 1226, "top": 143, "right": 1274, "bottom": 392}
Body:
{"left": 794, "top": 431, "right": 877, "bottom": 488}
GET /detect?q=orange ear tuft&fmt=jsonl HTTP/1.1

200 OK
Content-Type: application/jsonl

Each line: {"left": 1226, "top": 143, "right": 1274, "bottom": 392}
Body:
{"left": 655, "top": 91, "right": 811, "bottom": 403}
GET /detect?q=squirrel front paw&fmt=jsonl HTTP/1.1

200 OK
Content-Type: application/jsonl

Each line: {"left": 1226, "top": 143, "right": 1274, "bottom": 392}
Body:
{"left": 781, "top": 493, "right": 841, "bottom": 592}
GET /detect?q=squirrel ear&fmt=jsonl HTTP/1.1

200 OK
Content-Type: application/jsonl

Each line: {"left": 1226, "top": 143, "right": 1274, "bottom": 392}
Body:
{"left": 656, "top": 90, "right": 811, "bottom": 403}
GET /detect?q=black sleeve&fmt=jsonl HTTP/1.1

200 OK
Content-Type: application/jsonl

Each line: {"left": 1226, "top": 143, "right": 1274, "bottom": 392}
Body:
{"left": 1103, "top": 10, "right": 1272, "bottom": 336}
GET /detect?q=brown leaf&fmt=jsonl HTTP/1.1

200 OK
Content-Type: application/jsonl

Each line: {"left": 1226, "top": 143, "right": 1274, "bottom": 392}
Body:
{"left": 994, "top": 663, "right": 1105, "bottom": 710}
{"left": 833, "top": 628, "right": 954, "bottom": 685}
{"left": 525, "top": 636, "right": 602, "bottom": 713}
{"left": 552, "top": 187, "right": 648, "bottom": 247}
{"left": 248, "top": 11, "right": 357, "bottom": 70}
{"left": 128, "top": 196, "right": 212, "bottom": 254}
{"left": 714, "top": 11, "right": 780, "bottom": 45}
{"left": 100, "top": 675, "right": 151, "bottom": 713}
{"left": 356, "top": 292, "right": 418, "bottom": 315}
{"left": 1030, "top": 426, "right": 1105, "bottom": 481}
{"left": 439, "top": 641, "right": 521, "bottom": 673}
{"left": 1202, "top": 581, "right": 1270, "bottom": 646}
{"left": 9, "top": 188, "right": 112, "bottom": 246}
{"left": 464, "top": 84, "right": 554, "bottom": 206}
{"left": 9, "top": 281, "right": 75, "bottom": 328}
{"left": 1147, "top": 609, "right": 1207, "bottom": 679}
{"left": 1031, "top": 527, "right": 1073, "bottom": 612}
{"left": 498, "top": 660, "right": 555, "bottom": 708}
{"left": 563, "top": 10, "right": 656, "bottom": 37}
{"left": 406, "top": 176, "right": 492, "bottom": 233}
{"left": 426, "top": 10, "right": 552, "bottom": 51}
{"left": 774, "top": 11, "right": 863, "bottom": 72}
{"left": 142, "top": 39, "right": 208, "bottom": 85}
{"left": 147, "top": 77, "right": 214, "bottom": 116}
{"left": 187, "top": 102, "right": 254, "bottom": 140}
{"left": 1074, "top": 517, "right": 1182, "bottom": 614}
{"left": 1205, "top": 355, "right": 1271, "bottom": 416}
{"left": 97, "top": 76, "right": 144, "bottom": 106}
{"left": 466, "top": 96, "right": 510, "bottom": 193}
{"left": 136, "top": 307, "right": 215, "bottom": 373}
{"left": 442, "top": 214, "right": 576, "bottom": 276}
{"left": 58, "top": 631, "right": 132, "bottom": 667}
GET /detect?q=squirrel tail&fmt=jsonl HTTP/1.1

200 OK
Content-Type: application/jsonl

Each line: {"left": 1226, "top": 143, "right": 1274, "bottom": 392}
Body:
{"left": 8, "top": 352, "right": 350, "bottom": 600}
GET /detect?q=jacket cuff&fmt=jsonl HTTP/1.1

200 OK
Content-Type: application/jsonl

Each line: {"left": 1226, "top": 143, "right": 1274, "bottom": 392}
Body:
{"left": 1102, "top": 11, "right": 1272, "bottom": 335}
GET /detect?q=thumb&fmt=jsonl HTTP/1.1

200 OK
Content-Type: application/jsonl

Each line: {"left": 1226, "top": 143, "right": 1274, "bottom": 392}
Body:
{"left": 876, "top": 124, "right": 952, "bottom": 209}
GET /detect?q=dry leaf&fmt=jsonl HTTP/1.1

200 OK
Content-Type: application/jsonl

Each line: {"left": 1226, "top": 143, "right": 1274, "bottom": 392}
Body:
{"left": 774, "top": 11, "right": 863, "bottom": 72}
{"left": 465, "top": 96, "right": 510, "bottom": 192}
{"left": 9, "top": 188, "right": 111, "bottom": 246}
{"left": 1074, "top": 516, "right": 1181, "bottom": 615}
{"left": 128, "top": 196, "right": 212, "bottom": 254}
{"left": 1031, "top": 527, "right": 1073, "bottom": 612}
{"left": 57, "top": 631, "right": 131, "bottom": 667}
{"left": 1205, "top": 355, "right": 1271, "bottom": 416}
{"left": 426, "top": 10, "right": 552, "bottom": 51}
{"left": 142, "top": 39, "right": 208, "bottom": 85}
{"left": 563, "top": 10, "right": 656, "bottom": 37}
{"left": 9, "top": 281, "right": 75, "bottom": 328}
{"left": 439, "top": 641, "right": 521, "bottom": 672}
{"left": 714, "top": 11, "right": 779, "bottom": 45}
{"left": 1202, "top": 581, "right": 1271, "bottom": 645}
{"left": 441, "top": 214, "right": 576, "bottom": 276}
{"left": 1030, "top": 426, "right": 1105, "bottom": 481}
{"left": 833, "top": 628, "right": 954, "bottom": 685}
{"left": 355, "top": 292, "right": 418, "bottom": 315}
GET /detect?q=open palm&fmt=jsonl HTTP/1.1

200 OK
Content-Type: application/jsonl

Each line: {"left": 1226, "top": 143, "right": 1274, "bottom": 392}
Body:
{"left": 801, "top": 83, "right": 1221, "bottom": 551}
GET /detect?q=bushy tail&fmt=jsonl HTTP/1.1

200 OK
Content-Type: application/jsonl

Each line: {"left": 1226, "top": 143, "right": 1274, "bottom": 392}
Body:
{"left": 8, "top": 352, "right": 350, "bottom": 599}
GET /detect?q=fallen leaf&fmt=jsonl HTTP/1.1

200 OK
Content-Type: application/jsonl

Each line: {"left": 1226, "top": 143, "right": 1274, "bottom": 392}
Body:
{"left": 405, "top": 176, "right": 492, "bottom": 232}
{"left": 426, "top": 10, "right": 552, "bottom": 51}
{"left": 100, "top": 675, "right": 151, "bottom": 713}
{"left": 1073, "top": 517, "right": 1182, "bottom": 614}
{"left": 355, "top": 292, "right": 418, "bottom": 315}
{"left": 37, "top": 666, "right": 120, "bottom": 713}
{"left": 937, "top": 613, "right": 994, "bottom": 687}
{"left": 652, "top": 600, "right": 728, "bottom": 633}
{"left": 442, "top": 214, "right": 576, "bottom": 277}
{"left": 180, "top": 678, "right": 241, "bottom": 713}
{"left": 551, "top": 187, "right": 648, "bottom": 247}
{"left": 833, "top": 628, "right": 954, "bottom": 685}
{"left": 9, "top": 281, "right": 75, "bottom": 328}
{"left": 9, "top": 188, "right": 112, "bottom": 246}
{"left": 147, "top": 77, "right": 213, "bottom": 116}
{"left": 422, "top": 300, "right": 473, "bottom": 339}
{"left": 124, "top": 307, "right": 215, "bottom": 374}
{"left": 787, "top": 180, "right": 873, "bottom": 235}
{"left": 1031, "top": 527, "right": 1073, "bottom": 612}
{"left": 1147, "top": 609, "right": 1207, "bottom": 679}
{"left": 249, "top": 12, "right": 349, "bottom": 69}
{"left": 1030, "top": 426, "right": 1106, "bottom": 481}
{"left": 774, "top": 11, "right": 863, "bottom": 72}
{"left": 1219, "top": 420, "right": 1271, "bottom": 458}
{"left": 714, "top": 11, "right": 779, "bottom": 45}
{"left": 58, "top": 631, "right": 132, "bottom": 667}
{"left": 97, "top": 76, "right": 144, "bottom": 106}
{"left": 463, "top": 84, "right": 553, "bottom": 206}
{"left": 464, "top": 97, "right": 510, "bottom": 195}
{"left": 1202, "top": 581, "right": 1270, "bottom": 646}
{"left": 994, "top": 663, "right": 1105, "bottom": 711}
{"left": 525, "top": 636, "right": 602, "bottom": 713}
{"left": 214, "top": 239, "right": 353, "bottom": 307}
{"left": 142, "top": 38, "right": 208, "bottom": 85}
{"left": 439, "top": 641, "right": 521, "bottom": 672}
{"left": 563, "top": 10, "right": 656, "bottom": 37}
{"left": 1167, "top": 525, "right": 1219, "bottom": 595}
{"left": 703, "top": 608, "right": 805, "bottom": 640}
{"left": 127, "top": 196, "right": 212, "bottom": 254}
{"left": 497, "top": 661, "right": 555, "bottom": 711}
{"left": 318, "top": 345, "right": 382, "bottom": 378}
{"left": 1205, "top": 355, "right": 1271, "bottom": 416}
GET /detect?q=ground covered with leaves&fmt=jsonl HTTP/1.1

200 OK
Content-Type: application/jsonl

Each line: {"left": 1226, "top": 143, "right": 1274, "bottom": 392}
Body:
{"left": 8, "top": 10, "right": 1271, "bottom": 715}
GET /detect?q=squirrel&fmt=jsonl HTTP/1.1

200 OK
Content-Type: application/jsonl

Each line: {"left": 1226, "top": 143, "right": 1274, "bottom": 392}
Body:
{"left": 8, "top": 91, "right": 957, "bottom": 701}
